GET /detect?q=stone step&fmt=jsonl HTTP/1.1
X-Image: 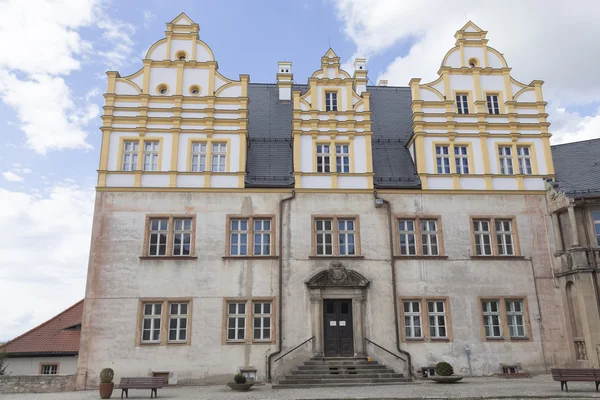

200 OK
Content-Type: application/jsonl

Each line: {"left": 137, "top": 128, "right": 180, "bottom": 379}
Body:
{"left": 286, "top": 373, "right": 405, "bottom": 379}
{"left": 313, "top": 356, "right": 368, "bottom": 361}
{"left": 273, "top": 381, "right": 411, "bottom": 389}
{"left": 298, "top": 364, "right": 386, "bottom": 370}
{"left": 274, "top": 378, "right": 411, "bottom": 387}
{"left": 304, "top": 360, "right": 378, "bottom": 365}
{"left": 291, "top": 368, "right": 397, "bottom": 375}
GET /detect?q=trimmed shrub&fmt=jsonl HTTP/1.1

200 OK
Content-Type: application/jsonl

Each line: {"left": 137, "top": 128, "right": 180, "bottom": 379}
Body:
{"left": 435, "top": 361, "right": 454, "bottom": 376}
{"left": 234, "top": 372, "right": 247, "bottom": 384}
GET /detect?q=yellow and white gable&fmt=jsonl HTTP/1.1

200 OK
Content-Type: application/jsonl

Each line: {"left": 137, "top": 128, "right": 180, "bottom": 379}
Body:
{"left": 292, "top": 49, "right": 374, "bottom": 189}
{"left": 408, "top": 21, "right": 554, "bottom": 191}
{"left": 98, "top": 13, "right": 249, "bottom": 189}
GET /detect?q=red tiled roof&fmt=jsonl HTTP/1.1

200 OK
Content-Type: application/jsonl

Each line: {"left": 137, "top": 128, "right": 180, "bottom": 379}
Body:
{"left": 1, "top": 300, "right": 83, "bottom": 355}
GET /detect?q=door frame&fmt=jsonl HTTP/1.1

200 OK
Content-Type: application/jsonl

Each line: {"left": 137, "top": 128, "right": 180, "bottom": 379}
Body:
{"left": 323, "top": 299, "right": 355, "bottom": 357}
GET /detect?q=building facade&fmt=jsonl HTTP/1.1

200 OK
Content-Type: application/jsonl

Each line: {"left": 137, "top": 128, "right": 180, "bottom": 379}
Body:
{"left": 76, "top": 15, "right": 573, "bottom": 387}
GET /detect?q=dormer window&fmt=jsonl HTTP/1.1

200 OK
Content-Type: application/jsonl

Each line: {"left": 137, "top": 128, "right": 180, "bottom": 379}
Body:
{"left": 468, "top": 58, "right": 479, "bottom": 68}
{"left": 325, "top": 91, "right": 338, "bottom": 112}
{"left": 189, "top": 85, "right": 201, "bottom": 96}
{"left": 176, "top": 50, "right": 187, "bottom": 61}
{"left": 156, "top": 84, "right": 169, "bottom": 95}
{"left": 456, "top": 94, "right": 469, "bottom": 114}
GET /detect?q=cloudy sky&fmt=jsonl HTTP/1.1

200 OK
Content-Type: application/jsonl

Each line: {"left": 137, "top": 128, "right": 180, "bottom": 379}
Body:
{"left": 1, "top": 0, "right": 598, "bottom": 342}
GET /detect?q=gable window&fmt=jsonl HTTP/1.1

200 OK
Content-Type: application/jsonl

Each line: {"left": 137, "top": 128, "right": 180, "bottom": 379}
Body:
{"left": 487, "top": 94, "right": 500, "bottom": 114}
{"left": 403, "top": 301, "right": 422, "bottom": 339}
{"left": 517, "top": 146, "right": 533, "bottom": 175}
{"left": 398, "top": 217, "right": 442, "bottom": 256}
{"left": 227, "top": 216, "right": 274, "bottom": 257}
{"left": 211, "top": 143, "right": 227, "bottom": 172}
{"left": 224, "top": 298, "right": 275, "bottom": 344}
{"left": 313, "top": 216, "right": 360, "bottom": 257}
{"left": 454, "top": 146, "right": 469, "bottom": 174}
{"left": 40, "top": 364, "right": 58, "bottom": 375}
{"left": 138, "top": 299, "right": 191, "bottom": 345}
{"left": 144, "top": 216, "right": 195, "bottom": 258}
{"left": 227, "top": 302, "right": 246, "bottom": 342}
{"left": 472, "top": 217, "right": 518, "bottom": 257}
{"left": 456, "top": 94, "right": 469, "bottom": 114}
{"left": 191, "top": 142, "right": 207, "bottom": 172}
{"left": 498, "top": 146, "right": 514, "bottom": 175}
{"left": 143, "top": 141, "right": 160, "bottom": 171}
{"left": 593, "top": 211, "right": 600, "bottom": 245}
{"left": 122, "top": 141, "right": 139, "bottom": 171}
{"left": 482, "top": 300, "right": 502, "bottom": 338}
{"left": 168, "top": 303, "right": 188, "bottom": 342}
{"left": 316, "top": 144, "right": 331, "bottom": 173}
{"left": 336, "top": 144, "right": 350, "bottom": 173}
{"left": 142, "top": 303, "right": 162, "bottom": 343}
{"left": 325, "top": 91, "right": 338, "bottom": 111}
{"left": 428, "top": 300, "right": 447, "bottom": 338}
{"left": 435, "top": 145, "right": 451, "bottom": 174}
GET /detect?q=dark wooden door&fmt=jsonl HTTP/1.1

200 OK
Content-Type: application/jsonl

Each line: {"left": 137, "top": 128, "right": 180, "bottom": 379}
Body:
{"left": 323, "top": 299, "right": 354, "bottom": 357}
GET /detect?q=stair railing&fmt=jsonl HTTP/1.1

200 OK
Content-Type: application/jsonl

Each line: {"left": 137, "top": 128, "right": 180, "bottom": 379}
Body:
{"left": 364, "top": 337, "right": 406, "bottom": 362}
{"left": 274, "top": 336, "right": 315, "bottom": 363}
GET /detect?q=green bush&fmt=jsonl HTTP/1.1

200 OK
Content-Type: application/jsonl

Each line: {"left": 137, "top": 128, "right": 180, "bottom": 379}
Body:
{"left": 435, "top": 361, "right": 454, "bottom": 376}
{"left": 100, "top": 368, "right": 114, "bottom": 383}
{"left": 234, "top": 372, "right": 246, "bottom": 384}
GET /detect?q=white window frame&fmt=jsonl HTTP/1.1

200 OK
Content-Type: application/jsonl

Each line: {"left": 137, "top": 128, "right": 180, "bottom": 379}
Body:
{"left": 168, "top": 302, "right": 189, "bottom": 343}
{"left": 325, "top": 91, "right": 338, "bottom": 111}
{"left": 338, "top": 219, "right": 356, "bottom": 256}
{"left": 506, "top": 300, "right": 526, "bottom": 338}
{"left": 592, "top": 210, "right": 600, "bottom": 246}
{"left": 172, "top": 218, "right": 193, "bottom": 256}
{"left": 499, "top": 146, "right": 514, "bottom": 175}
{"left": 316, "top": 144, "right": 331, "bottom": 173}
{"left": 436, "top": 145, "right": 451, "bottom": 174}
{"left": 230, "top": 219, "right": 249, "bottom": 256}
{"left": 495, "top": 219, "right": 515, "bottom": 256}
{"left": 335, "top": 144, "right": 350, "bottom": 173}
{"left": 148, "top": 218, "right": 169, "bottom": 256}
{"left": 191, "top": 142, "right": 207, "bottom": 172}
{"left": 398, "top": 219, "right": 417, "bottom": 255}
{"left": 454, "top": 146, "right": 469, "bottom": 174}
{"left": 315, "top": 219, "right": 333, "bottom": 256}
{"left": 253, "top": 219, "right": 272, "bottom": 256}
{"left": 428, "top": 300, "right": 447, "bottom": 338}
{"left": 456, "top": 94, "right": 469, "bottom": 114}
{"left": 482, "top": 300, "right": 502, "bottom": 338}
{"left": 143, "top": 141, "right": 159, "bottom": 171}
{"left": 211, "top": 143, "right": 227, "bottom": 172}
{"left": 487, "top": 94, "right": 500, "bottom": 114}
{"left": 227, "top": 302, "right": 246, "bottom": 342}
{"left": 473, "top": 219, "right": 493, "bottom": 256}
{"left": 41, "top": 364, "right": 58, "bottom": 375}
{"left": 420, "top": 219, "right": 439, "bottom": 256}
{"left": 517, "top": 146, "right": 533, "bottom": 175}
{"left": 252, "top": 302, "right": 272, "bottom": 341}
{"left": 141, "top": 303, "right": 162, "bottom": 343}
{"left": 403, "top": 301, "right": 422, "bottom": 339}
{"left": 122, "top": 141, "right": 139, "bottom": 171}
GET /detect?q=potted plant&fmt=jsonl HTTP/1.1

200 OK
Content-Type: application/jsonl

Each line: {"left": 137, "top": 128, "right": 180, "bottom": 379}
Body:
{"left": 429, "top": 362, "right": 463, "bottom": 383}
{"left": 227, "top": 372, "right": 254, "bottom": 391}
{"left": 99, "top": 368, "right": 114, "bottom": 398}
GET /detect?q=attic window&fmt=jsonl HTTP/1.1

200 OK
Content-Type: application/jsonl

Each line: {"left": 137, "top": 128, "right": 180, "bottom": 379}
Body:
{"left": 189, "top": 85, "right": 201, "bottom": 96}
{"left": 468, "top": 58, "right": 479, "bottom": 68}
{"left": 156, "top": 84, "right": 169, "bottom": 95}
{"left": 176, "top": 51, "right": 187, "bottom": 61}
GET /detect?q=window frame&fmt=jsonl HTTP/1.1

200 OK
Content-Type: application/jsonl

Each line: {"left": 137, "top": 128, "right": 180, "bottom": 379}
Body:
{"left": 478, "top": 296, "right": 531, "bottom": 341}
{"left": 590, "top": 209, "right": 600, "bottom": 247}
{"left": 311, "top": 215, "right": 361, "bottom": 257}
{"left": 454, "top": 145, "right": 470, "bottom": 174}
{"left": 470, "top": 216, "right": 520, "bottom": 257}
{"left": 223, "top": 297, "right": 276, "bottom": 344}
{"left": 186, "top": 139, "right": 231, "bottom": 173}
{"left": 225, "top": 215, "right": 276, "bottom": 258}
{"left": 432, "top": 142, "right": 473, "bottom": 176}
{"left": 325, "top": 90, "right": 339, "bottom": 112}
{"left": 142, "top": 215, "right": 197, "bottom": 258}
{"left": 39, "top": 363, "right": 59, "bottom": 375}
{"left": 136, "top": 298, "right": 193, "bottom": 346}
{"left": 516, "top": 145, "right": 533, "bottom": 175}
{"left": 486, "top": 93, "right": 500, "bottom": 114}
{"left": 435, "top": 145, "right": 451, "bottom": 174}
{"left": 400, "top": 297, "right": 453, "bottom": 342}
{"left": 455, "top": 93, "right": 470, "bottom": 114}
{"left": 395, "top": 216, "right": 444, "bottom": 257}
{"left": 335, "top": 143, "right": 351, "bottom": 174}
{"left": 315, "top": 143, "right": 331, "bottom": 173}
{"left": 496, "top": 143, "right": 538, "bottom": 176}
{"left": 118, "top": 137, "right": 163, "bottom": 172}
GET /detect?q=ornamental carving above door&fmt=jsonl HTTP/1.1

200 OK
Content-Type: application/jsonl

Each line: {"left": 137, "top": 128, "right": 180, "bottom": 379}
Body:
{"left": 305, "top": 261, "right": 370, "bottom": 289}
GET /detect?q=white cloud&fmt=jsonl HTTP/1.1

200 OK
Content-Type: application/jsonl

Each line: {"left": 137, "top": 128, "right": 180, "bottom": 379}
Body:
{"left": 143, "top": 10, "right": 156, "bottom": 29}
{"left": 96, "top": 16, "right": 136, "bottom": 68}
{"left": 0, "top": 182, "right": 94, "bottom": 341}
{"left": 333, "top": 0, "right": 600, "bottom": 143}
{"left": 2, "top": 171, "right": 24, "bottom": 182}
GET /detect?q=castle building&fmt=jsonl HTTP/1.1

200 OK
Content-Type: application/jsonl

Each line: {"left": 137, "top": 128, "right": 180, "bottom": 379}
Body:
{"left": 76, "top": 14, "right": 579, "bottom": 387}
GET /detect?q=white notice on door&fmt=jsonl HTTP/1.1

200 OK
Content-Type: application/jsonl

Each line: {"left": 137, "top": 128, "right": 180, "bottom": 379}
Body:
{"left": 339, "top": 321, "right": 346, "bottom": 326}
{"left": 330, "top": 321, "right": 337, "bottom": 326}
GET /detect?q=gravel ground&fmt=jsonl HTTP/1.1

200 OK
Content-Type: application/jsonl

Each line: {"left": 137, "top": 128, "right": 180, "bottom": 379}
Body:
{"left": 4, "top": 375, "right": 600, "bottom": 400}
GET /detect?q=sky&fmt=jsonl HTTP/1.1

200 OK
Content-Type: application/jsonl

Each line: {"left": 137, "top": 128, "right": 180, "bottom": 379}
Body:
{"left": 1, "top": 0, "right": 599, "bottom": 342}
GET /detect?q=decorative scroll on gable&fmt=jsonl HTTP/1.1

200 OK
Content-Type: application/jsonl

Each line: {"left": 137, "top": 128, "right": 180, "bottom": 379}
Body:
{"left": 305, "top": 262, "right": 370, "bottom": 289}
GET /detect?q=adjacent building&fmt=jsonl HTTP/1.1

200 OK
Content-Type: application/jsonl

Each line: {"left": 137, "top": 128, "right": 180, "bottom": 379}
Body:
{"left": 76, "top": 14, "right": 577, "bottom": 387}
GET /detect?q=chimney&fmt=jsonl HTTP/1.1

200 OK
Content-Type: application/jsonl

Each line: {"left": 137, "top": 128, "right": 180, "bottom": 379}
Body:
{"left": 352, "top": 58, "right": 368, "bottom": 95}
{"left": 277, "top": 62, "right": 293, "bottom": 101}
{"left": 378, "top": 79, "right": 388, "bottom": 86}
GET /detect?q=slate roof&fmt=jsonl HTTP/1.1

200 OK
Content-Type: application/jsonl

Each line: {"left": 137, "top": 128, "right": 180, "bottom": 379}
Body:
{"left": 552, "top": 138, "right": 600, "bottom": 198}
{"left": 1, "top": 300, "right": 83, "bottom": 356}
{"left": 245, "top": 84, "right": 419, "bottom": 188}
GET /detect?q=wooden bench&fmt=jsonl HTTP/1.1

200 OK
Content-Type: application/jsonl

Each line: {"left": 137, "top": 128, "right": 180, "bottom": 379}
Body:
{"left": 119, "top": 377, "right": 164, "bottom": 398}
{"left": 551, "top": 368, "right": 600, "bottom": 392}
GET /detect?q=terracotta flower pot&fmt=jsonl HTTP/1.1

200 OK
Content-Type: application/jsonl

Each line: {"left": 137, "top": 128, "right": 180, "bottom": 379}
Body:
{"left": 99, "top": 382, "right": 114, "bottom": 398}
{"left": 227, "top": 382, "right": 254, "bottom": 391}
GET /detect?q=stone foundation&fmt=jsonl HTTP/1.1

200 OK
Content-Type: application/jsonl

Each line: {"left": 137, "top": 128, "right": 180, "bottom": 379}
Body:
{"left": 0, "top": 375, "right": 76, "bottom": 394}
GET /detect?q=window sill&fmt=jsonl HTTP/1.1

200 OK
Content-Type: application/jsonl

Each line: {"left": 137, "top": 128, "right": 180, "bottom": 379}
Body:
{"left": 470, "top": 256, "right": 525, "bottom": 260}
{"left": 484, "top": 337, "right": 505, "bottom": 341}
{"left": 430, "top": 338, "right": 451, "bottom": 342}
{"left": 309, "top": 255, "right": 364, "bottom": 259}
{"left": 166, "top": 341, "right": 190, "bottom": 346}
{"left": 225, "top": 341, "right": 275, "bottom": 345}
{"left": 222, "top": 256, "right": 279, "bottom": 260}
{"left": 140, "top": 256, "right": 198, "bottom": 260}
{"left": 138, "top": 342, "right": 161, "bottom": 346}
{"left": 394, "top": 255, "right": 448, "bottom": 260}
{"left": 405, "top": 338, "right": 425, "bottom": 342}
{"left": 508, "top": 337, "right": 530, "bottom": 341}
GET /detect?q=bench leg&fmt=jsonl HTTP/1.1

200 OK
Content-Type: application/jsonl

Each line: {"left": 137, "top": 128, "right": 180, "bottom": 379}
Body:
{"left": 560, "top": 381, "right": 568, "bottom": 392}
{"left": 121, "top": 388, "right": 128, "bottom": 398}
{"left": 595, "top": 381, "right": 599, "bottom": 392}
{"left": 151, "top": 388, "right": 157, "bottom": 398}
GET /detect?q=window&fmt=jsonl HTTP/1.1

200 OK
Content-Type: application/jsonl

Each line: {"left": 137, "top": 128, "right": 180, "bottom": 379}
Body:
{"left": 456, "top": 94, "right": 469, "bottom": 114}
{"left": 40, "top": 364, "right": 58, "bottom": 375}
{"left": 401, "top": 298, "right": 452, "bottom": 342}
{"left": 138, "top": 300, "right": 191, "bottom": 345}
{"left": 168, "top": 303, "right": 188, "bottom": 342}
{"left": 454, "top": 146, "right": 469, "bottom": 174}
{"left": 142, "top": 303, "right": 162, "bottom": 343}
{"left": 211, "top": 143, "right": 227, "bottom": 172}
{"left": 482, "top": 300, "right": 502, "bottom": 338}
{"left": 122, "top": 141, "right": 139, "bottom": 171}
{"left": 313, "top": 216, "right": 360, "bottom": 257}
{"left": 225, "top": 298, "right": 275, "bottom": 344}
{"left": 435, "top": 145, "right": 451, "bottom": 174}
{"left": 487, "top": 94, "right": 500, "bottom": 114}
{"left": 397, "top": 217, "right": 442, "bottom": 257}
{"left": 227, "top": 216, "right": 273, "bottom": 257}
{"left": 191, "top": 143, "right": 207, "bottom": 172}
{"left": 403, "top": 301, "right": 422, "bottom": 339}
{"left": 316, "top": 144, "right": 331, "bottom": 173}
{"left": 498, "top": 146, "right": 514, "bottom": 175}
{"left": 253, "top": 302, "right": 272, "bottom": 341}
{"left": 472, "top": 217, "right": 518, "bottom": 257}
{"left": 144, "top": 216, "right": 195, "bottom": 257}
{"left": 143, "top": 141, "right": 159, "bottom": 171}
{"left": 325, "top": 91, "right": 338, "bottom": 111}
{"left": 593, "top": 211, "right": 600, "bottom": 245}
{"left": 517, "top": 146, "right": 533, "bottom": 175}
{"left": 480, "top": 297, "right": 530, "bottom": 341}
{"left": 428, "top": 301, "right": 447, "bottom": 338}
{"left": 335, "top": 144, "right": 350, "bottom": 173}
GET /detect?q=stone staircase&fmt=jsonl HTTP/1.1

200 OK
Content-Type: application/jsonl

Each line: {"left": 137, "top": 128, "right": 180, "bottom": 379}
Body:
{"left": 273, "top": 357, "right": 411, "bottom": 388}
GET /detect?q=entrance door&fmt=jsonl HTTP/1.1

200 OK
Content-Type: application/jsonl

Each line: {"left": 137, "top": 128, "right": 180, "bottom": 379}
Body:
{"left": 323, "top": 299, "right": 354, "bottom": 357}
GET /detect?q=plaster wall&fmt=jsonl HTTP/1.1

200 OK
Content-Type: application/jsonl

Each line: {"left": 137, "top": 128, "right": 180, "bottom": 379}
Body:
{"left": 6, "top": 356, "right": 78, "bottom": 376}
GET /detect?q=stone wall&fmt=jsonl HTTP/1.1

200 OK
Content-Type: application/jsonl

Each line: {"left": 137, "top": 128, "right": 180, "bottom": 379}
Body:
{"left": 0, "top": 375, "right": 76, "bottom": 394}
